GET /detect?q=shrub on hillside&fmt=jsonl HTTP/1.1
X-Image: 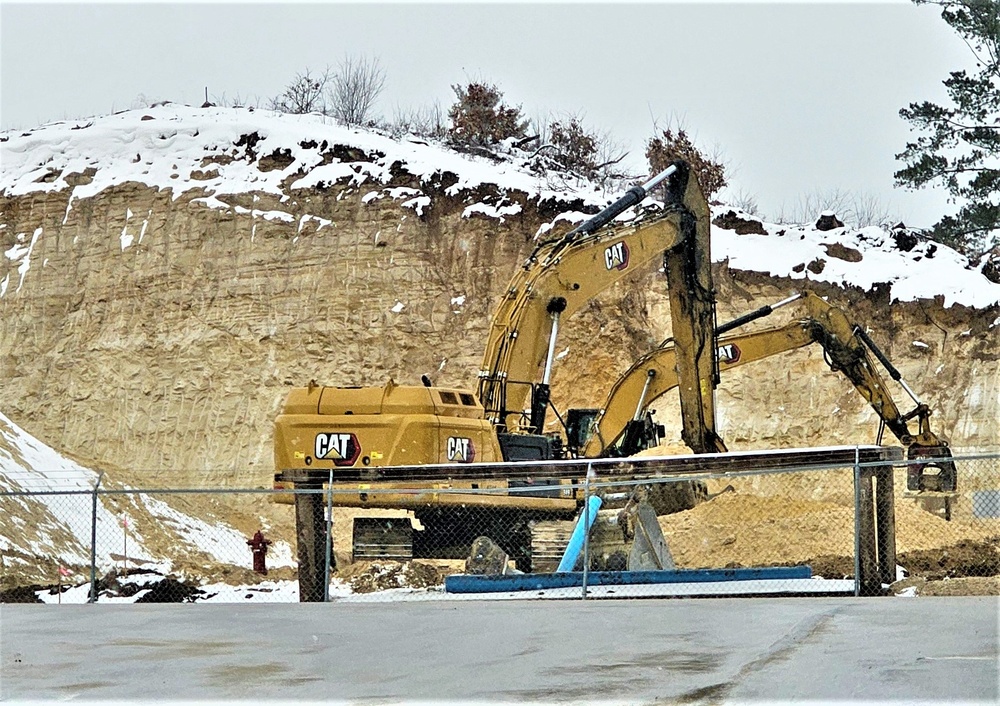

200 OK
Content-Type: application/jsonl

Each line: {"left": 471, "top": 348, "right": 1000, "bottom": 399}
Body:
{"left": 269, "top": 68, "right": 330, "bottom": 115}
{"left": 548, "top": 117, "right": 599, "bottom": 178}
{"left": 447, "top": 82, "right": 528, "bottom": 146}
{"left": 645, "top": 127, "right": 727, "bottom": 198}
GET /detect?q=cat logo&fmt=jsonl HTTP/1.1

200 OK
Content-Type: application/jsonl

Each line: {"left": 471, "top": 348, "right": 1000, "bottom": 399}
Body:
{"left": 604, "top": 241, "right": 630, "bottom": 271}
{"left": 717, "top": 343, "right": 742, "bottom": 365}
{"left": 314, "top": 432, "right": 361, "bottom": 466}
{"left": 447, "top": 436, "right": 475, "bottom": 463}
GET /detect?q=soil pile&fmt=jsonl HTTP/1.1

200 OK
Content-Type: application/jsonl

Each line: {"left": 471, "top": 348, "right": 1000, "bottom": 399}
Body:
{"left": 337, "top": 561, "right": 444, "bottom": 593}
{"left": 659, "top": 491, "right": 999, "bottom": 582}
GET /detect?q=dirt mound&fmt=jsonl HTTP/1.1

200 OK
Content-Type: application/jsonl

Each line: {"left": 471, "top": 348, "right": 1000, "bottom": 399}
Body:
{"left": 338, "top": 561, "right": 444, "bottom": 593}
{"left": 897, "top": 537, "right": 1000, "bottom": 580}
{"left": 0, "top": 585, "right": 45, "bottom": 603}
{"left": 658, "top": 491, "right": 996, "bottom": 570}
{"left": 134, "top": 576, "right": 206, "bottom": 603}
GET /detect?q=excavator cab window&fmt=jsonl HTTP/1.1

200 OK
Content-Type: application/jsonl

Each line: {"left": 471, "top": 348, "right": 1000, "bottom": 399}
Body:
{"left": 566, "top": 409, "right": 599, "bottom": 454}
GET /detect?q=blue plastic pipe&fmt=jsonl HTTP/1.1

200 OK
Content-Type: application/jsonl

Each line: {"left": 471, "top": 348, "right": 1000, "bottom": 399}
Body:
{"left": 556, "top": 495, "right": 603, "bottom": 573}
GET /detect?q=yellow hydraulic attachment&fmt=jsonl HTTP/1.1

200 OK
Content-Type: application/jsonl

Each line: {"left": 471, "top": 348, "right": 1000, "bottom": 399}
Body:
{"left": 477, "top": 161, "right": 724, "bottom": 454}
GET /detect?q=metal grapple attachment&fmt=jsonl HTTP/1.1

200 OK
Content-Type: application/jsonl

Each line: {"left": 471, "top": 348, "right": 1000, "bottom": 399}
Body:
{"left": 906, "top": 444, "right": 957, "bottom": 492}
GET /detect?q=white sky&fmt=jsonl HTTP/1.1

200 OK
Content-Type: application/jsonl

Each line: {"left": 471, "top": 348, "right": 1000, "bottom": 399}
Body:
{"left": 0, "top": 1, "right": 977, "bottom": 228}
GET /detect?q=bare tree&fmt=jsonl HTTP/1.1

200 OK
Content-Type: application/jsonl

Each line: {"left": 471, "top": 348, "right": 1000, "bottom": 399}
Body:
{"left": 529, "top": 111, "right": 551, "bottom": 145}
{"left": 724, "top": 187, "right": 762, "bottom": 217}
{"left": 384, "top": 100, "right": 447, "bottom": 139}
{"left": 328, "top": 54, "right": 386, "bottom": 126}
{"left": 780, "top": 188, "right": 896, "bottom": 228}
{"left": 592, "top": 126, "right": 631, "bottom": 184}
{"left": 270, "top": 67, "right": 331, "bottom": 114}
{"left": 849, "top": 192, "right": 896, "bottom": 228}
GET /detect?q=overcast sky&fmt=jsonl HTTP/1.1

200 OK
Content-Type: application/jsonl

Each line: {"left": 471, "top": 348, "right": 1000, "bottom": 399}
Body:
{"left": 0, "top": 1, "right": 976, "bottom": 228}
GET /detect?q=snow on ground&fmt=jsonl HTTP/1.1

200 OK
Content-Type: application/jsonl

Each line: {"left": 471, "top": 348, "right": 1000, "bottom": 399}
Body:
{"left": 35, "top": 575, "right": 312, "bottom": 604}
{"left": 33, "top": 573, "right": 857, "bottom": 604}
{"left": 0, "top": 104, "right": 608, "bottom": 219}
{"left": 0, "top": 410, "right": 148, "bottom": 568}
{"left": 0, "top": 410, "right": 294, "bottom": 580}
{"left": 710, "top": 213, "right": 1000, "bottom": 309}
{"left": 3, "top": 104, "right": 997, "bottom": 309}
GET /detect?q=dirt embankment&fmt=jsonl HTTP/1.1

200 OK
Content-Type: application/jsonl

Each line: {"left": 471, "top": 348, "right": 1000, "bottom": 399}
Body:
{"left": 2, "top": 153, "right": 998, "bottom": 593}
{"left": 3, "top": 180, "right": 998, "bottom": 493}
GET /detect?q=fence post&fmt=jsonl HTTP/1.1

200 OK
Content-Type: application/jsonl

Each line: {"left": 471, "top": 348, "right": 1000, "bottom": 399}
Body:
{"left": 875, "top": 464, "right": 897, "bottom": 586}
{"left": 853, "top": 448, "right": 861, "bottom": 597}
{"left": 88, "top": 470, "right": 105, "bottom": 603}
{"left": 581, "top": 463, "right": 593, "bottom": 600}
{"left": 323, "top": 467, "right": 334, "bottom": 602}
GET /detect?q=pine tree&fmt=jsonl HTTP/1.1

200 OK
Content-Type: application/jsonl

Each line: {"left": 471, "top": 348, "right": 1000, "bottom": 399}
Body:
{"left": 894, "top": 0, "right": 1000, "bottom": 255}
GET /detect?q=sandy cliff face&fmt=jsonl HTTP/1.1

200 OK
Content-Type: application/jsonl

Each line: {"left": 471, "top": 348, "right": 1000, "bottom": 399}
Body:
{"left": 1, "top": 179, "right": 537, "bottom": 486}
{"left": 2, "top": 114, "right": 998, "bottom": 492}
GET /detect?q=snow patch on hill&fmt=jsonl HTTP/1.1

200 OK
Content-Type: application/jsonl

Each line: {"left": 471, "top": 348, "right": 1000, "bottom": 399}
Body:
{"left": 2, "top": 103, "right": 998, "bottom": 309}
{"left": 0, "top": 410, "right": 294, "bottom": 584}
{"left": 709, "top": 212, "right": 1000, "bottom": 309}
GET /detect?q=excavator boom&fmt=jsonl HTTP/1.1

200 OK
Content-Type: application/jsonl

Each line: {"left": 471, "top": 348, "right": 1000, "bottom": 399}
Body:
{"left": 478, "top": 162, "right": 723, "bottom": 452}
{"left": 581, "top": 292, "right": 956, "bottom": 493}
{"left": 583, "top": 321, "right": 816, "bottom": 456}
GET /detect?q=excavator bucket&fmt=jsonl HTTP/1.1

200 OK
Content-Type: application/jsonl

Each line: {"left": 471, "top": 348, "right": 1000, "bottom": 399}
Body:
{"left": 627, "top": 501, "right": 676, "bottom": 571}
{"left": 906, "top": 444, "right": 958, "bottom": 493}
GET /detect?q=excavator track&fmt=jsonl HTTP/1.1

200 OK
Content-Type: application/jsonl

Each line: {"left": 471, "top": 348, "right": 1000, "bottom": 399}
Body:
{"left": 352, "top": 517, "right": 413, "bottom": 562}
{"left": 530, "top": 520, "right": 574, "bottom": 573}
{"left": 530, "top": 511, "right": 635, "bottom": 573}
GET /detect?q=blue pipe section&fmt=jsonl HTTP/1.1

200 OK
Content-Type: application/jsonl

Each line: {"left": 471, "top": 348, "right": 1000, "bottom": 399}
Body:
{"left": 556, "top": 495, "right": 603, "bottom": 573}
{"left": 445, "top": 566, "right": 815, "bottom": 593}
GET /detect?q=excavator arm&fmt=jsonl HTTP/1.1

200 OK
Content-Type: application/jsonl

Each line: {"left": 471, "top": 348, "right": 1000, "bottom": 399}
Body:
{"left": 582, "top": 319, "right": 817, "bottom": 457}
{"left": 477, "top": 162, "right": 724, "bottom": 453}
{"left": 581, "top": 292, "right": 956, "bottom": 492}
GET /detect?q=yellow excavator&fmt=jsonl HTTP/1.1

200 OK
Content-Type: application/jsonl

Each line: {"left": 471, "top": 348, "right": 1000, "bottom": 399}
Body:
{"left": 273, "top": 162, "right": 724, "bottom": 568}
{"left": 578, "top": 291, "right": 957, "bottom": 493}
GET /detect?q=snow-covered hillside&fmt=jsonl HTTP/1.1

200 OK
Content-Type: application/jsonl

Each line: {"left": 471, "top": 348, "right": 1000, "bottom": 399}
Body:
{"left": 0, "top": 410, "right": 294, "bottom": 586}
{"left": 3, "top": 104, "right": 998, "bottom": 308}
{"left": 2, "top": 104, "right": 999, "bottom": 597}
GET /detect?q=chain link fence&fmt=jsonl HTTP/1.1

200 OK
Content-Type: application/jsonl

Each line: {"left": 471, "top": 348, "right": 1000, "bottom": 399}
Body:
{"left": 2, "top": 452, "right": 998, "bottom": 603}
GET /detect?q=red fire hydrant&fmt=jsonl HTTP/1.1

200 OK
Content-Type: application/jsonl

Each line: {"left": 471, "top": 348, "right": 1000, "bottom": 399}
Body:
{"left": 248, "top": 530, "right": 272, "bottom": 575}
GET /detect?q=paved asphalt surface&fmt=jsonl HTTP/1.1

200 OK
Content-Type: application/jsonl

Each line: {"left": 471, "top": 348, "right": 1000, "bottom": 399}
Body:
{"left": 1, "top": 596, "right": 997, "bottom": 704}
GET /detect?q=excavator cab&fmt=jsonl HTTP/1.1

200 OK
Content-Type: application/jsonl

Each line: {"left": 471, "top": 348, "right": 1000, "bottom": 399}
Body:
{"left": 563, "top": 408, "right": 664, "bottom": 458}
{"left": 565, "top": 408, "right": 600, "bottom": 456}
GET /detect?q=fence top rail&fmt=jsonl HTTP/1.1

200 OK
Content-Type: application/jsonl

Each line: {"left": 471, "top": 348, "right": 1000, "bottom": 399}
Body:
{"left": 276, "top": 445, "right": 901, "bottom": 485}
{"left": 0, "top": 488, "right": 94, "bottom": 497}
{"left": 858, "top": 451, "right": 999, "bottom": 468}
{"left": 11, "top": 448, "right": 997, "bottom": 495}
